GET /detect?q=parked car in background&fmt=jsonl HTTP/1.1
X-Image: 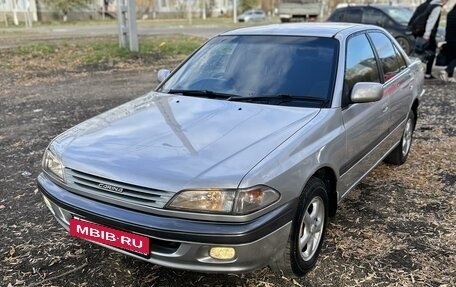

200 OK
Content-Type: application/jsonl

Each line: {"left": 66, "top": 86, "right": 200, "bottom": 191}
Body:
{"left": 328, "top": 4, "right": 417, "bottom": 54}
{"left": 237, "top": 9, "right": 266, "bottom": 22}
{"left": 38, "top": 23, "right": 424, "bottom": 277}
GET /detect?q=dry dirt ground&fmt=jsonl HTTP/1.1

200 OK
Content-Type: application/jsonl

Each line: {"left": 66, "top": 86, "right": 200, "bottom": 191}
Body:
{"left": 0, "top": 43, "right": 455, "bottom": 287}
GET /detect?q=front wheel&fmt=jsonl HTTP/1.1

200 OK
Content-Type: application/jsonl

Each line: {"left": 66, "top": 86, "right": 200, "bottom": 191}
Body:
{"left": 385, "top": 111, "right": 415, "bottom": 165}
{"left": 271, "top": 177, "right": 328, "bottom": 277}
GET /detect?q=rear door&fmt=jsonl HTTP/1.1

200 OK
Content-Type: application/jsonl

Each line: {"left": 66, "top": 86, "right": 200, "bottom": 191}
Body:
{"left": 368, "top": 31, "right": 412, "bottom": 148}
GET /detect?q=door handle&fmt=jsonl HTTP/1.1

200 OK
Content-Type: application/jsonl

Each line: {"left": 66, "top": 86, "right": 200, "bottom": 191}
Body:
{"left": 382, "top": 105, "right": 389, "bottom": 113}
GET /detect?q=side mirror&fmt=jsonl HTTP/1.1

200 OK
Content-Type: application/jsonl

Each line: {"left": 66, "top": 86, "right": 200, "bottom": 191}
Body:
{"left": 350, "top": 82, "right": 383, "bottom": 103}
{"left": 157, "top": 69, "right": 171, "bottom": 83}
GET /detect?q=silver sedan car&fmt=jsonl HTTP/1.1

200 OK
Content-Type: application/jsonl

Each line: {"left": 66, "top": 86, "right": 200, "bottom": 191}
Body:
{"left": 237, "top": 9, "right": 266, "bottom": 22}
{"left": 38, "top": 23, "right": 424, "bottom": 277}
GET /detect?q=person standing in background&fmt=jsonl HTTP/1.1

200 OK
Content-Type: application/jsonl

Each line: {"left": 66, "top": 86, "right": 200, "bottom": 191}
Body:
{"left": 439, "top": 3, "right": 456, "bottom": 83}
{"left": 408, "top": 0, "right": 432, "bottom": 29}
{"left": 421, "top": 0, "right": 447, "bottom": 79}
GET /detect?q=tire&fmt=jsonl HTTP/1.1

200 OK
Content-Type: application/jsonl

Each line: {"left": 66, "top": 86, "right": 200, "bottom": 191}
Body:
{"left": 395, "top": 36, "right": 412, "bottom": 55}
{"left": 271, "top": 177, "right": 328, "bottom": 277}
{"left": 384, "top": 111, "right": 415, "bottom": 165}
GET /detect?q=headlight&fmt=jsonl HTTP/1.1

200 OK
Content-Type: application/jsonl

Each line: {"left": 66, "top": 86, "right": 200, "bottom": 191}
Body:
{"left": 167, "top": 189, "right": 235, "bottom": 213}
{"left": 167, "top": 186, "right": 279, "bottom": 215}
{"left": 42, "top": 148, "right": 65, "bottom": 181}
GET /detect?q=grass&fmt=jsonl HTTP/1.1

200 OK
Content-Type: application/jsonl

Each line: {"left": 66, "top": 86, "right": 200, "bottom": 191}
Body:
{"left": 12, "top": 43, "right": 57, "bottom": 56}
{"left": 0, "top": 19, "right": 118, "bottom": 28}
{"left": 79, "top": 36, "right": 203, "bottom": 65}
{"left": 0, "top": 16, "right": 280, "bottom": 29}
{"left": 0, "top": 35, "right": 204, "bottom": 74}
{"left": 138, "top": 17, "right": 239, "bottom": 27}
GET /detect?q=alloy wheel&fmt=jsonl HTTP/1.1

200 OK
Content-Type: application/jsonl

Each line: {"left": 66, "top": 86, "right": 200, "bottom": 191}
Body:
{"left": 402, "top": 117, "right": 413, "bottom": 157}
{"left": 298, "top": 196, "right": 325, "bottom": 261}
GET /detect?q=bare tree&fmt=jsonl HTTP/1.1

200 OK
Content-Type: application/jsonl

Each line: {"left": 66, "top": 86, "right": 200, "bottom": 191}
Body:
{"left": 43, "top": 0, "right": 87, "bottom": 21}
{"left": 241, "top": 0, "right": 260, "bottom": 12}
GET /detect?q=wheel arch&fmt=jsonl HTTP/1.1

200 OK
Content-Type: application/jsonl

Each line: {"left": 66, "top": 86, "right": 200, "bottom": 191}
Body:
{"left": 313, "top": 167, "right": 338, "bottom": 217}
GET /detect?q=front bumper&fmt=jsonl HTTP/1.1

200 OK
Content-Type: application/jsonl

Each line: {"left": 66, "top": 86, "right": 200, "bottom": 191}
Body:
{"left": 37, "top": 173, "right": 295, "bottom": 273}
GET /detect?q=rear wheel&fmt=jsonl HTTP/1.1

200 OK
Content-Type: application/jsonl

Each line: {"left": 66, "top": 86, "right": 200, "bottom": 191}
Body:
{"left": 385, "top": 111, "right": 415, "bottom": 165}
{"left": 395, "top": 36, "right": 412, "bottom": 55}
{"left": 271, "top": 177, "right": 328, "bottom": 277}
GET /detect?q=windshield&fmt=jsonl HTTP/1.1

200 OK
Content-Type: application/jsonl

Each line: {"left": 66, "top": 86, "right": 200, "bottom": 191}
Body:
{"left": 380, "top": 7, "right": 413, "bottom": 25}
{"left": 159, "top": 35, "right": 338, "bottom": 108}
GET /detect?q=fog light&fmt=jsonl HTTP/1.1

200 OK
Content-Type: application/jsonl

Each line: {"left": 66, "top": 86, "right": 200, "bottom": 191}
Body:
{"left": 209, "top": 247, "right": 236, "bottom": 260}
{"left": 43, "top": 196, "right": 55, "bottom": 216}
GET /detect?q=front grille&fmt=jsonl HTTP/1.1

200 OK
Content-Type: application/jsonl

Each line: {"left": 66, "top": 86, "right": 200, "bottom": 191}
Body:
{"left": 65, "top": 168, "right": 173, "bottom": 209}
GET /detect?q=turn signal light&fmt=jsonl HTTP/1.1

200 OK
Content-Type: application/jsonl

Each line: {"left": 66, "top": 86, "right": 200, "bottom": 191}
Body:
{"left": 42, "top": 195, "right": 55, "bottom": 216}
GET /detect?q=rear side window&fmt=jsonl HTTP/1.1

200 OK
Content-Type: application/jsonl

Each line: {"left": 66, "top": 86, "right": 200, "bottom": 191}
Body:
{"left": 343, "top": 8, "right": 362, "bottom": 22}
{"left": 343, "top": 33, "right": 380, "bottom": 107}
{"left": 393, "top": 45, "right": 407, "bottom": 69}
{"left": 330, "top": 8, "right": 363, "bottom": 22}
{"left": 329, "top": 9, "right": 346, "bottom": 21}
{"left": 362, "top": 8, "right": 388, "bottom": 26}
{"left": 368, "top": 32, "right": 406, "bottom": 82}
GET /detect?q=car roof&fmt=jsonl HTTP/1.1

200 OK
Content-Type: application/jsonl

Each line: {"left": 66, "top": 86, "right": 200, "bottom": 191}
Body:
{"left": 336, "top": 4, "right": 409, "bottom": 10}
{"left": 221, "top": 23, "right": 371, "bottom": 38}
{"left": 337, "top": 3, "right": 402, "bottom": 7}
{"left": 371, "top": 5, "right": 411, "bottom": 11}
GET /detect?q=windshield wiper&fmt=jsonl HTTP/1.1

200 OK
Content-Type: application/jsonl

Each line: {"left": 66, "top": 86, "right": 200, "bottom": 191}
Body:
{"left": 167, "top": 91, "right": 328, "bottom": 106}
{"left": 168, "top": 89, "right": 238, "bottom": 99}
{"left": 228, "top": 94, "right": 327, "bottom": 104}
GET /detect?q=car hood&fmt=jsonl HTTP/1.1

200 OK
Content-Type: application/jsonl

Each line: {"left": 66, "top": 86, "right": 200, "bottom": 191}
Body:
{"left": 52, "top": 92, "right": 320, "bottom": 191}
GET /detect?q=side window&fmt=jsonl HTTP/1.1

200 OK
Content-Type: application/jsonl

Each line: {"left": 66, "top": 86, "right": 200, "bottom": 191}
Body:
{"left": 343, "top": 33, "right": 380, "bottom": 107}
{"left": 363, "top": 8, "right": 387, "bottom": 27}
{"left": 393, "top": 45, "right": 407, "bottom": 71}
{"left": 330, "top": 9, "right": 345, "bottom": 21}
{"left": 344, "top": 8, "right": 362, "bottom": 22}
{"left": 369, "top": 32, "right": 405, "bottom": 82}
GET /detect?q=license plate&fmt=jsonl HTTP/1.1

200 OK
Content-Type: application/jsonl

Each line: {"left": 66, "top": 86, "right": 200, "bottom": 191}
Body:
{"left": 70, "top": 218, "right": 150, "bottom": 256}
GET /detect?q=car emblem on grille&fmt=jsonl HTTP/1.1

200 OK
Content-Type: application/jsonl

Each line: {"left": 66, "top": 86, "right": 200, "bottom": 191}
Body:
{"left": 98, "top": 183, "right": 124, "bottom": 193}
